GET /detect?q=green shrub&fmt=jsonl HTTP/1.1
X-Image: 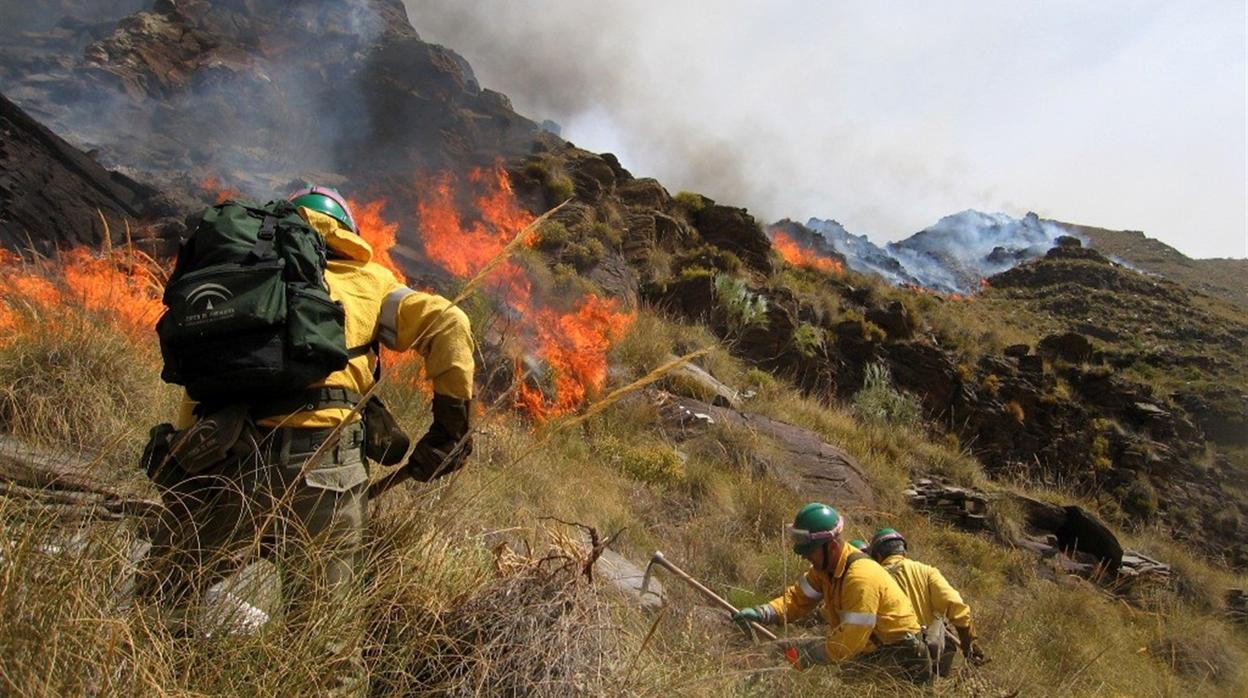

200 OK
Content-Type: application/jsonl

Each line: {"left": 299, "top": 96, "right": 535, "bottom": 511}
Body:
{"left": 590, "top": 222, "right": 622, "bottom": 247}
{"left": 851, "top": 362, "right": 923, "bottom": 428}
{"left": 534, "top": 221, "right": 571, "bottom": 251}
{"left": 545, "top": 173, "right": 575, "bottom": 203}
{"left": 673, "top": 191, "right": 707, "bottom": 215}
{"left": 1121, "top": 478, "right": 1159, "bottom": 519}
{"left": 713, "top": 274, "right": 768, "bottom": 332}
{"left": 563, "top": 238, "right": 605, "bottom": 271}
{"left": 792, "top": 323, "right": 825, "bottom": 359}
{"left": 598, "top": 434, "right": 685, "bottom": 485}
{"left": 744, "top": 368, "right": 777, "bottom": 392}
{"left": 551, "top": 262, "right": 599, "bottom": 296}
{"left": 862, "top": 319, "right": 887, "bottom": 343}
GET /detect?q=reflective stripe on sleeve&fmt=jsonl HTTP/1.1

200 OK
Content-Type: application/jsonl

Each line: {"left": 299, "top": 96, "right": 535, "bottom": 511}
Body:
{"left": 798, "top": 575, "right": 823, "bottom": 600}
{"left": 838, "top": 610, "right": 877, "bottom": 626}
{"left": 378, "top": 286, "right": 416, "bottom": 349}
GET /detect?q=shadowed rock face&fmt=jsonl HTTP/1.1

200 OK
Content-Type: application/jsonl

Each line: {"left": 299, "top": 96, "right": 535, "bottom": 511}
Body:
{"left": 0, "top": 92, "right": 176, "bottom": 253}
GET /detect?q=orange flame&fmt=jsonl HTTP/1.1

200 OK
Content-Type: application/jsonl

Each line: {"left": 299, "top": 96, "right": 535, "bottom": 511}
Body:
{"left": 515, "top": 295, "right": 635, "bottom": 416}
{"left": 414, "top": 165, "right": 633, "bottom": 418}
{"left": 198, "top": 176, "right": 241, "bottom": 204}
{"left": 348, "top": 198, "right": 404, "bottom": 279}
{"left": 770, "top": 230, "right": 844, "bottom": 274}
{"left": 0, "top": 245, "right": 164, "bottom": 348}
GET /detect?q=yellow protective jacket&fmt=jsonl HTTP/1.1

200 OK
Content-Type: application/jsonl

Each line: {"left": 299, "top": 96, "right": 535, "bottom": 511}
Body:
{"left": 175, "top": 207, "right": 475, "bottom": 429}
{"left": 766, "top": 542, "right": 922, "bottom": 661}
{"left": 881, "top": 554, "right": 975, "bottom": 636}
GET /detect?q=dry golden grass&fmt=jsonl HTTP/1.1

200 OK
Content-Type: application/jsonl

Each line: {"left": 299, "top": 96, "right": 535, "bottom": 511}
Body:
{"left": 1, "top": 282, "right": 1246, "bottom": 696}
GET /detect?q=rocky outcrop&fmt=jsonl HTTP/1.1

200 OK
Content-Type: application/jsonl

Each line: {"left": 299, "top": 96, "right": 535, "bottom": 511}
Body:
{"left": 690, "top": 203, "right": 773, "bottom": 274}
{"left": 907, "top": 478, "right": 1170, "bottom": 590}
{"left": 654, "top": 392, "right": 875, "bottom": 511}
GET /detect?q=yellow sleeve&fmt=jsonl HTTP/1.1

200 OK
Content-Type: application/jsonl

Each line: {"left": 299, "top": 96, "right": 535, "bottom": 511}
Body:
{"left": 174, "top": 395, "right": 198, "bottom": 430}
{"left": 766, "top": 569, "right": 822, "bottom": 623}
{"left": 928, "top": 567, "right": 973, "bottom": 630}
{"left": 825, "top": 568, "right": 883, "bottom": 661}
{"left": 392, "top": 288, "right": 475, "bottom": 400}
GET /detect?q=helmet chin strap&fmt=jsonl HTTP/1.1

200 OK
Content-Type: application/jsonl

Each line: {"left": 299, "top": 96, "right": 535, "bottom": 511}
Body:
{"left": 820, "top": 539, "right": 839, "bottom": 573}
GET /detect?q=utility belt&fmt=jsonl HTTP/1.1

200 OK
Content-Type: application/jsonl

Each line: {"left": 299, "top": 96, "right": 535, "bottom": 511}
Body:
{"left": 142, "top": 387, "right": 409, "bottom": 488}
{"left": 255, "top": 420, "right": 365, "bottom": 466}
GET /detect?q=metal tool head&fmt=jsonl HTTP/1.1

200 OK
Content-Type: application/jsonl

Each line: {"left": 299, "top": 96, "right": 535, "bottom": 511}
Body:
{"left": 640, "top": 550, "right": 665, "bottom": 597}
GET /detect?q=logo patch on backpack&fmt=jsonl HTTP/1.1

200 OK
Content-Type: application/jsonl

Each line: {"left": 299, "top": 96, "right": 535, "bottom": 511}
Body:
{"left": 185, "top": 283, "right": 236, "bottom": 323}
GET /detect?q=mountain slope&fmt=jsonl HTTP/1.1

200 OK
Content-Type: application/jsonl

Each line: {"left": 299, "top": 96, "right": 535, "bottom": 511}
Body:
{"left": 1058, "top": 222, "right": 1248, "bottom": 309}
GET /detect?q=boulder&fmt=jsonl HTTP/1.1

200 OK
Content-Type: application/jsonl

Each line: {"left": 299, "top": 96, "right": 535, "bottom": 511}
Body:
{"left": 1173, "top": 388, "right": 1248, "bottom": 447}
{"left": 617, "top": 177, "right": 670, "bottom": 210}
{"left": 0, "top": 92, "right": 177, "bottom": 254}
{"left": 654, "top": 392, "right": 875, "bottom": 510}
{"left": 1016, "top": 496, "right": 1123, "bottom": 570}
{"left": 661, "top": 355, "right": 742, "bottom": 408}
{"left": 865, "top": 301, "right": 915, "bottom": 341}
{"left": 691, "top": 204, "right": 772, "bottom": 273}
{"left": 1037, "top": 332, "right": 1094, "bottom": 363}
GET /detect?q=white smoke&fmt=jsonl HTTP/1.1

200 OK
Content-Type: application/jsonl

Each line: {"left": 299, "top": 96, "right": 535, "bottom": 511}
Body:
{"left": 402, "top": 0, "right": 1246, "bottom": 260}
{"left": 809, "top": 210, "right": 1072, "bottom": 294}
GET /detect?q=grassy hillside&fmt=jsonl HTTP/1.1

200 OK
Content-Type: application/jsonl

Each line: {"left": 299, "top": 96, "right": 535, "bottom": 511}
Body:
{"left": 1, "top": 247, "right": 1246, "bottom": 696}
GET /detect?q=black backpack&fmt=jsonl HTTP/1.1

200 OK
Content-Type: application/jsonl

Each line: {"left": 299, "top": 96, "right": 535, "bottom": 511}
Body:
{"left": 157, "top": 200, "right": 350, "bottom": 404}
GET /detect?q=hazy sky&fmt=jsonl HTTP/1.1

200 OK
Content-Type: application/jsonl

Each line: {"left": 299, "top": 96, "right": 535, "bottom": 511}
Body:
{"left": 406, "top": 1, "right": 1246, "bottom": 259}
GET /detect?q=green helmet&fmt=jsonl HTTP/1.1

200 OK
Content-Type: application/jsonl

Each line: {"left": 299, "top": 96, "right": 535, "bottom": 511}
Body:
{"left": 787, "top": 502, "right": 844, "bottom": 555}
{"left": 870, "top": 527, "right": 906, "bottom": 559}
{"left": 849, "top": 538, "right": 869, "bottom": 551}
{"left": 288, "top": 185, "right": 356, "bottom": 232}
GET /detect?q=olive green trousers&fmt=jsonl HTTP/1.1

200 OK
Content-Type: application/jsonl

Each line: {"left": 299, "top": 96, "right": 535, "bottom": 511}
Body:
{"left": 136, "top": 421, "right": 369, "bottom": 696}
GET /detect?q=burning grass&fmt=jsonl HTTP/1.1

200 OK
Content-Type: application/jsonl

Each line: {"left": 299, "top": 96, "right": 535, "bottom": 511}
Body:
{"left": 0, "top": 248, "right": 178, "bottom": 458}
{"left": 769, "top": 230, "right": 844, "bottom": 275}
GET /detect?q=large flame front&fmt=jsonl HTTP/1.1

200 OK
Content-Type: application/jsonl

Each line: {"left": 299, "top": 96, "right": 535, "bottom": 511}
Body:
{"left": 3, "top": 166, "right": 633, "bottom": 420}
{"left": 358, "top": 165, "right": 634, "bottom": 419}
{"left": 770, "top": 230, "right": 844, "bottom": 274}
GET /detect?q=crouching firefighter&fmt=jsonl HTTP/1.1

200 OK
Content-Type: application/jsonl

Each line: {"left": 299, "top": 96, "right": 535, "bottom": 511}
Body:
{"left": 870, "top": 527, "right": 986, "bottom": 676}
{"left": 136, "top": 185, "right": 475, "bottom": 695}
{"left": 731, "top": 504, "right": 932, "bottom": 683}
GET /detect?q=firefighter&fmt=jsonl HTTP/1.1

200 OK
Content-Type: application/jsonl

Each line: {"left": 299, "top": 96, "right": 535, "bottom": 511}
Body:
{"left": 731, "top": 503, "right": 931, "bottom": 682}
{"left": 136, "top": 185, "right": 475, "bottom": 696}
{"left": 870, "top": 527, "right": 986, "bottom": 675}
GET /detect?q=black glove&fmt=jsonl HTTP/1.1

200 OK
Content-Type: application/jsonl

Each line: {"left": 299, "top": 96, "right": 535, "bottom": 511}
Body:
{"left": 404, "top": 395, "right": 472, "bottom": 482}
{"left": 957, "top": 625, "right": 987, "bottom": 665}
{"left": 140, "top": 422, "right": 184, "bottom": 489}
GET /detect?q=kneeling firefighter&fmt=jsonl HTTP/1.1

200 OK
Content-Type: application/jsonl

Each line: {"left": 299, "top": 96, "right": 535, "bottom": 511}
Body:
{"left": 870, "top": 528, "right": 986, "bottom": 676}
{"left": 137, "top": 186, "right": 475, "bottom": 694}
{"left": 731, "top": 504, "right": 932, "bottom": 683}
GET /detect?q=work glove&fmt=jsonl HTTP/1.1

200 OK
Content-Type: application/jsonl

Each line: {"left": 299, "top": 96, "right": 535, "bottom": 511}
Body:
{"left": 779, "top": 638, "right": 829, "bottom": 671}
{"left": 956, "top": 625, "right": 987, "bottom": 665}
{"left": 730, "top": 605, "right": 774, "bottom": 630}
{"left": 405, "top": 395, "right": 473, "bottom": 482}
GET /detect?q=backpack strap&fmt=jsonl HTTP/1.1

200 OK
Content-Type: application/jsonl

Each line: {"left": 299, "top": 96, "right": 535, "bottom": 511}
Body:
{"left": 250, "top": 212, "right": 279, "bottom": 260}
